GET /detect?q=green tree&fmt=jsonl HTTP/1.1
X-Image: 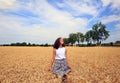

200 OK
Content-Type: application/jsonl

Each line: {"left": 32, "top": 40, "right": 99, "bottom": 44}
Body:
{"left": 76, "top": 32, "right": 85, "bottom": 45}
{"left": 85, "top": 30, "right": 94, "bottom": 44}
{"left": 80, "top": 33, "right": 84, "bottom": 44}
{"left": 92, "top": 22, "right": 110, "bottom": 45}
{"left": 63, "top": 38, "right": 69, "bottom": 45}
{"left": 28, "top": 43, "right": 31, "bottom": 46}
{"left": 69, "top": 33, "right": 77, "bottom": 45}
{"left": 21, "top": 42, "right": 27, "bottom": 46}
{"left": 76, "top": 32, "right": 81, "bottom": 44}
{"left": 16, "top": 42, "right": 21, "bottom": 46}
{"left": 115, "top": 41, "right": 120, "bottom": 44}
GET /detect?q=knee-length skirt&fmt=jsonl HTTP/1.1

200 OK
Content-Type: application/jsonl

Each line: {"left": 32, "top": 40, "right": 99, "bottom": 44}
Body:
{"left": 51, "top": 58, "right": 71, "bottom": 77}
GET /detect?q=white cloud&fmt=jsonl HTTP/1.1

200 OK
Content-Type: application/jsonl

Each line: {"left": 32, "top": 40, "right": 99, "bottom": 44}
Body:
{"left": 102, "top": 0, "right": 111, "bottom": 6}
{"left": 101, "top": 14, "right": 120, "bottom": 42}
{"left": 101, "top": 15, "right": 120, "bottom": 24}
{"left": 0, "top": 0, "right": 16, "bottom": 9}
{"left": 102, "top": 0, "right": 120, "bottom": 11}
{"left": 98, "top": 0, "right": 120, "bottom": 43}
{"left": 115, "top": 23, "right": 120, "bottom": 30}
{"left": 0, "top": 0, "right": 88, "bottom": 44}
{"left": 55, "top": 0, "right": 100, "bottom": 16}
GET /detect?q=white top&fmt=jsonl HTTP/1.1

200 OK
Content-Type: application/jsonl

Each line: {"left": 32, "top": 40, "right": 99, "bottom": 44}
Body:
{"left": 55, "top": 47, "right": 66, "bottom": 59}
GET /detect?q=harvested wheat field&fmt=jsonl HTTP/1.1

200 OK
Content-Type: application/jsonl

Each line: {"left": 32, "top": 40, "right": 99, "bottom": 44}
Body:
{"left": 0, "top": 46, "right": 120, "bottom": 83}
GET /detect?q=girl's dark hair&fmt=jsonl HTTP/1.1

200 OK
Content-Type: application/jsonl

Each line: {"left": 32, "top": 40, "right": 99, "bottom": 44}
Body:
{"left": 53, "top": 37, "right": 65, "bottom": 49}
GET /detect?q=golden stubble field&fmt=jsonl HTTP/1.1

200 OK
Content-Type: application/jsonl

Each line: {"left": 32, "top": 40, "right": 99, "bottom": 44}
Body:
{"left": 0, "top": 46, "right": 120, "bottom": 83}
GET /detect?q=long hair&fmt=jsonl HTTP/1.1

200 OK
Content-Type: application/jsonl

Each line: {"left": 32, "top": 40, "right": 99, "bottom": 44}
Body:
{"left": 53, "top": 37, "right": 65, "bottom": 49}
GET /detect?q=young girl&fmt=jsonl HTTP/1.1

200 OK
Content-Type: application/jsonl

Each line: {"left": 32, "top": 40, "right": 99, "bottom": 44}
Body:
{"left": 50, "top": 37, "right": 71, "bottom": 81}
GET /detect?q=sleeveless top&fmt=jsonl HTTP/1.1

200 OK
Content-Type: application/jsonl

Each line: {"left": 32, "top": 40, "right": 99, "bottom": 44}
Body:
{"left": 55, "top": 47, "right": 66, "bottom": 59}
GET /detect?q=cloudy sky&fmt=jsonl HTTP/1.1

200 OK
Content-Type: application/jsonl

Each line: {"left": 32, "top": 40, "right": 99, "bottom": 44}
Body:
{"left": 0, "top": 0, "right": 120, "bottom": 44}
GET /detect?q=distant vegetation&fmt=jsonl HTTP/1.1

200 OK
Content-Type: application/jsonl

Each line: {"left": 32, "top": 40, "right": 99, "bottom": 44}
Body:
{"left": 0, "top": 41, "right": 120, "bottom": 47}
{"left": 0, "top": 22, "right": 120, "bottom": 47}
{"left": 0, "top": 42, "right": 51, "bottom": 47}
{"left": 63, "top": 22, "right": 110, "bottom": 46}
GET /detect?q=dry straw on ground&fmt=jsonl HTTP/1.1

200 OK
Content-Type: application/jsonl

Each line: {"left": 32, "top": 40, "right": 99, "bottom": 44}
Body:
{"left": 0, "top": 47, "right": 120, "bottom": 83}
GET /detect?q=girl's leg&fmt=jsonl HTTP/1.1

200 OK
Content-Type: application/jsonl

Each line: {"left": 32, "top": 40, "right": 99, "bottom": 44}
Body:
{"left": 62, "top": 74, "right": 67, "bottom": 83}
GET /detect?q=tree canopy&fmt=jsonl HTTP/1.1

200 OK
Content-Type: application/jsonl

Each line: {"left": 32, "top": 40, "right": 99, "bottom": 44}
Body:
{"left": 64, "top": 22, "right": 110, "bottom": 46}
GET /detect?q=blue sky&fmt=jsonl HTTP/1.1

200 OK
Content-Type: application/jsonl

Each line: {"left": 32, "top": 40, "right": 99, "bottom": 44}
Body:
{"left": 0, "top": 0, "right": 120, "bottom": 44}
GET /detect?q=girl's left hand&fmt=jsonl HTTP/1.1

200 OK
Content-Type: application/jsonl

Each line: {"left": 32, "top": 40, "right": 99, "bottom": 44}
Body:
{"left": 48, "top": 68, "right": 52, "bottom": 71}
{"left": 68, "top": 66, "right": 71, "bottom": 69}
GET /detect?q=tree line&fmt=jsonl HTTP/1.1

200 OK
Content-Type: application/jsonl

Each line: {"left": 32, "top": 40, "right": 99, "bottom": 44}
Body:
{"left": 63, "top": 22, "right": 110, "bottom": 46}
{"left": 1, "top": 40, "right": 120, "bottom": 47}
{"left": 1, "top": 42, "right": 51, "bottom": 47}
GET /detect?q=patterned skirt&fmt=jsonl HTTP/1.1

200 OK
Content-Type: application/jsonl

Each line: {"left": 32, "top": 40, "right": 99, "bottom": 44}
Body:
{"left": 52, "top": 58, "right": 71, "bottom": 77}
